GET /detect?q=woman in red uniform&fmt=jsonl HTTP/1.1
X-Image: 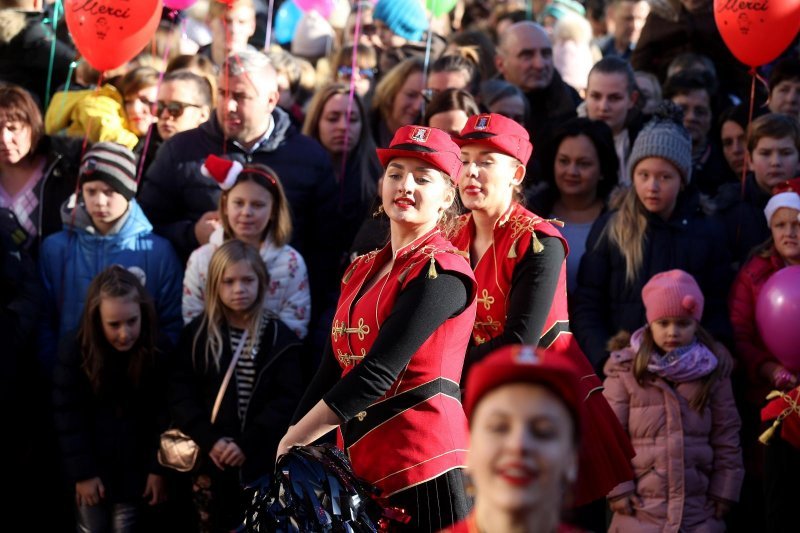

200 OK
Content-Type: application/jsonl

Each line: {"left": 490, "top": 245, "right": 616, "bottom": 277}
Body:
{"left": 449, "top": 113, "right": 634, "bottom": 511}
{"left": 279, "top": 125, "right": 477, "bottom": 532}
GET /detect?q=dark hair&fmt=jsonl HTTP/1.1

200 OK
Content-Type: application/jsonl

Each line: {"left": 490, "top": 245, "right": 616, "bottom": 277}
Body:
{"left": 219, "top": 164, "right": 293, "bottom": 247}
{"left": 717, "top": 103, "right": 764, "bottom": 131}
{"left": 161, "top": 70, "right": 213, "bottom": 108}
{"left": 664, "top": 64, "right": 717, "bottom": 99}
{"left": 589, "top": 56, "right": 638, "bottom": 95}
{"left": 667, "top": 52, "right": 718, "bottom": 83}
{"left": 422, "top": 88, "right": 480, "bottom": 125}
{"left": 446, "top": 30, "right": 498, "bottom": 80}
{"left": 77, "top": 266, "right": 158, "bottom": 394}
{"left": 539, "top": 118, "right": 620, "bottom": 203}
{"left": 0, "top": 83, "right": 44, "bottom": 156}
{"left": 769, "top": 57, "right": 800, "bottom": 92}
{"left": 479, "top": 79, "right": 530, "bottom": 125}
{"left": 430, "top": 54, "right": 480, "bottom": 95}
{"left": 747, "top": 112, "right": 800, "bottom": 153}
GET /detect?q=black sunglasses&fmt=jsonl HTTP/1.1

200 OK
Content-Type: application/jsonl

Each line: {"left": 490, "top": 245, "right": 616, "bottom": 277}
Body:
{"left": 157, "top": 100, "right": 201, "bottom": 118}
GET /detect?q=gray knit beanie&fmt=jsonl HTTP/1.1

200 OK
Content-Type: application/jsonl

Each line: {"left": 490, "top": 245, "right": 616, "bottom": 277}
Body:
{"left": 79, "top": 142, "right": 138, "bottom": 200}
{"left": 627, "top": 102, "right": 693, "bottom": 184}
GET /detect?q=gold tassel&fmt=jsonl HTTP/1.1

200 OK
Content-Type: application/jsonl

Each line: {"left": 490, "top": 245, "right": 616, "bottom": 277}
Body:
{"left": 759, "top": 418, "right": 782, "bottom": 445}
{"left": 342, "top": 267, "right": 354, "bottom": 284}
{"left": 531, "top": 232, "right": 544, "bottom": 254}
{"left": 508, "top": 237, "right": 518, "bottom": 258}
{"left": 427, "top": 255, "right": 438, "bottom": 279}
{"left": 766, "top": 390, "right": 783, "bottom": 401}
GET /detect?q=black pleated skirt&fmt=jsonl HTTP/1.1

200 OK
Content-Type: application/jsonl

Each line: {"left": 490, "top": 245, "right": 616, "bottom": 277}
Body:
{"left": 388, "top": 468, "right": 472, "bottom": 532}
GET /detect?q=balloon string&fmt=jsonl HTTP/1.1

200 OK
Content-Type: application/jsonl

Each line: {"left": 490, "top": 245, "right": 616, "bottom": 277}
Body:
{"left": 421, "top": 8, "right": 435, "bottom": 118}
{"left": 264, "top": 0, "right": 275, "bottom": 50}
{"left": 44, "top": 0, "right": 62, "bottom": 111}
{"left": 736, "top": 68, "right": 760, "bottom": 248}
{"left": 221, "top": 11, "right": 231, "bottom": 156}
{"left": 339, "top": 2, "right": 364, "bottom": 190}
{"left": 135, "top": 10, "right": 182, "bottom": 184}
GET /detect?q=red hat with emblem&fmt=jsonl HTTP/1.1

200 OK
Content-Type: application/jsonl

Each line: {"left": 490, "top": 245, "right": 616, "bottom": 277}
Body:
{"left": 455, "top": 113, "right": 533, "bottom": 165}
{"left": 376, "top": 125, "right": 464, "bottom": 183}
{"left": 463, "top": 344, "right": 583, "bottom": 430}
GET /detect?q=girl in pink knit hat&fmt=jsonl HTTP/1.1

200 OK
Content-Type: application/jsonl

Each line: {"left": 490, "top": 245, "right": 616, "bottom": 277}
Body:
{"left": 602, "top": 269, "right": 744, "bottom": 532}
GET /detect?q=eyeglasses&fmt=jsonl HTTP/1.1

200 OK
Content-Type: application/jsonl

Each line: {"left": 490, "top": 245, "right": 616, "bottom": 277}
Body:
{"left": 157, "top": 100, "right": 202, "bottom": 118}
{"left": 337, "top": 66, "right": 377, "bottom": 80}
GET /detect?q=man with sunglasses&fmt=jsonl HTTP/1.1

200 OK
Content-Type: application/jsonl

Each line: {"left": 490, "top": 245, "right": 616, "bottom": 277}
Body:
{"left": 156, "top": 71, "right": 212, "bottom": 141}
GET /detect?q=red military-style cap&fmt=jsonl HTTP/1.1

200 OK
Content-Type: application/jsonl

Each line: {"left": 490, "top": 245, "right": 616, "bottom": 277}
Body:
{"left": 462, "top": 344, "right": 583, "bottom": 430}
{"left": 455, "top": 113, "right": 533, "bottom": 165}
{"left": 376, "top": 125, "right": 464, "bottom": 183}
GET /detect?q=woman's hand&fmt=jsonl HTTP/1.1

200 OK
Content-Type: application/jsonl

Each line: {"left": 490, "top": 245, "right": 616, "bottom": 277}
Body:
{"left": 143, "top": 474, "right": 167, "bottom": 506}
{"left": 75, "top": 477, "right": 105, "bottom": 507}
{"left": 763, "top": 362, "right": 798, "bottom": 390}
{"left": 209, "top": 437, "right": 232, "bottom": 470}
{"left": 276, "top": 427, "right": 301, "bottom": 465}
{"left": 608, "top": 492, "right": 640, "bottom": 516}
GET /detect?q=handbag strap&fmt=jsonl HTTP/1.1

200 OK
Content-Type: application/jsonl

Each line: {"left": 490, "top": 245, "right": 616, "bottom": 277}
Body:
{"left": 210, "top": 329, "right": 249, "bottom": 424}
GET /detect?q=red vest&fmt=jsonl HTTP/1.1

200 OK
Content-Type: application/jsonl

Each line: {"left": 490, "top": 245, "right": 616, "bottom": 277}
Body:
{"left": 450, "top": 202, "right": 635, "bottom": 505}
{"left": 332, "top": 229, "right": 477, "bottom": 497}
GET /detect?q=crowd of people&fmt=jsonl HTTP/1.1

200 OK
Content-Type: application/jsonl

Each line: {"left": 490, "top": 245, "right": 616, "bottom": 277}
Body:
{"left": 2, "top": 0, "right": 800, "bottom": 532}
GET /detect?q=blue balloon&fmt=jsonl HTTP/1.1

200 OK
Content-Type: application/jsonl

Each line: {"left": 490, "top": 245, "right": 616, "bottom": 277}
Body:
{"left": 274, "top": 0, "right": 302, "bottom": 45}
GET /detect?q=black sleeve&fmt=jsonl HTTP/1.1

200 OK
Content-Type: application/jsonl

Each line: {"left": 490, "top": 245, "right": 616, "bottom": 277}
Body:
{"left": 321, "top": 271, "right": 470, "bottom": 422}
{"left": 465, "top": 235, "right": 564, "bottom": 370}
{"left": 291, "top": 338, "right": 341, "bottom": 424}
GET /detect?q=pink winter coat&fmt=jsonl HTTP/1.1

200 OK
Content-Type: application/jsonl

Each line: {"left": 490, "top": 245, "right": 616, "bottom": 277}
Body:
{"left": 603, "top": 343, "right": 744, "bottom": 533}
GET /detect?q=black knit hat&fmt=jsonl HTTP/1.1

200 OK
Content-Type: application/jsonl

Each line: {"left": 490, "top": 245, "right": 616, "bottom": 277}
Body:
{"left": 79, "top": 142, "right": 138, "bottom": 200}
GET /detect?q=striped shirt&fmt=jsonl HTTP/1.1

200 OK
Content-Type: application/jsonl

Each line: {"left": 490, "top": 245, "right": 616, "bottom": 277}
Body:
{"left": 230, "top": 318, "right": 266, "bottom": 422}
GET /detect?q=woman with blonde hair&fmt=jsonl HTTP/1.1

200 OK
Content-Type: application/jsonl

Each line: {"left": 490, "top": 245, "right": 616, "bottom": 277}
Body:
{"left": 171, "top": 240, "right": 304, "bottom": 531}
{"left": 369, "top": 57, "right": 425, "bottom": 147}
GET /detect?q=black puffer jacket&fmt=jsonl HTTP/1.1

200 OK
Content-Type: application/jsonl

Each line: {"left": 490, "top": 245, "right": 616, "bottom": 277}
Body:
{"left": 572, "top": 188, "right": 733, "bottom": 372}
{"left": 53, "top": 337, "right": 169, "bottom": 502}
{"left": 169, "top": 316, "right": 303, "bottom": 484}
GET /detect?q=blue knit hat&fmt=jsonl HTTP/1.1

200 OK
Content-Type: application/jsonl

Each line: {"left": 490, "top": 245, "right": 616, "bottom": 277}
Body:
{"left": 374, "top": 0, "right": 428, "bottom": 42}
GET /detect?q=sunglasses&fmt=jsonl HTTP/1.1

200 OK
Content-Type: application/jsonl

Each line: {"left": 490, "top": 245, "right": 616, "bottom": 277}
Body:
{"left": 337, "top": 66, "right": 377, "bottom": 80}
{"left": 157, "top": 100, "right": 201, "bottom": 118}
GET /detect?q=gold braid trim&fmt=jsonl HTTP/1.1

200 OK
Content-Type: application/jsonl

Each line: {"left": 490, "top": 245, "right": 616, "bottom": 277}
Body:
{"left": 759, "top": 389, "right": 800, "bottom": 445}
{"left": 506, "top": 215, "right": 563, "bottom": 258}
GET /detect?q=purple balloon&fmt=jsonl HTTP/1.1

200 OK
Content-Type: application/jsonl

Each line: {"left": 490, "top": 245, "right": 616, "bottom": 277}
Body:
{"left": 756, "top": 265, "right": 800, "bottom": 372}
{"left": 164, "top": 0, "right": 197, "bottom": 9}
{"left": 294, "top": 0, "right": 335, "bottom": 18}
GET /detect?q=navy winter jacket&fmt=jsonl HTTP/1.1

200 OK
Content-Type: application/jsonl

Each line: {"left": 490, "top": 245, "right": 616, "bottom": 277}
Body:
{"left": 572, "top": 189, "right": 734, "bottom": 372}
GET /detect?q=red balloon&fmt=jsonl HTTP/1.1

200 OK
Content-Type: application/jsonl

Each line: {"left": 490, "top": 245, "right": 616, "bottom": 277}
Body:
{"left": 65, "top": 0, "right": 164, "bottom": 72}
{"left": 714, "top": 0, "right": 800, "bottom": 67}
{"left": 756, "top": 265, "right": 800, "bottom": 372}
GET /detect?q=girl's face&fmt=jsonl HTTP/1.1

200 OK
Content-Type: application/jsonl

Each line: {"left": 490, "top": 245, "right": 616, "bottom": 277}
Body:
{"left": 554, "top": 134, "right": 602, "bottom": 199}
{"left": 749, "top": 136, "right": 800, "bottom": 193}
{"left": 459, "top": 145, "right": 524, "bottom": 214}
{"left": 224, "top": 180, "right": 274, "bottom": 244}
{"left": 488, "top": 94, "right": 526, "bottom": 126}
{"left": 720, "top": 120, "right": 747, "bottom": 176}
{"left": 218, "top": 259, "right": 259, "bottom": 314}
{"left": 100, "top": 294, "right": 141, "bottom": 352}
{"left": 770, "top": 207, "right": 800, "bottom": 264}
{"left": 0, "top": 117, "right": 33, "bottom": 165}
{"left": 428, "top": 110, "right": 470, "bottom": 136}
{"left": 586, "top": 71, "right": 635, "bottom": 135}
{"left": 650, "top": 316, "right": 698, "bottom": 352}
{"left": 81, "top": 181, "right": 129, "bottom": 234}
{"left": 633, "top": 157, "right": 683, "bottom": 220}
{"left": 318, "top": 93, "right": 363, "bottom": 156}
{"left": 382, "top": 156, "right": 455, "bottom": 231}
{"left": 389, "top": 72, "right": 424, "bottom": 130}
{"left": 468, "top": 383, "right": 577, "bottom": 514}
{"left": 124, "top": 85, "right": 158, "bottom": 136}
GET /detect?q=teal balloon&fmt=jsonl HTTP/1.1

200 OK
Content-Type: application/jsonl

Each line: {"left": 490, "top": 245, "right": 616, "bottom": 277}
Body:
{"left": 274, "top": 0, "right": 302, "bottom": 44}
{"left": 427, "top": 0, "right": 458, "bottom": 17}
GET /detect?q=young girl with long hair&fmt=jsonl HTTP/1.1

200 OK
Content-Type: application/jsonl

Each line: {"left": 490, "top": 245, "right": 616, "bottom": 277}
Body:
{"left": 572, "top": 107, "right": 732, "bottom": 373}
{"left": 171, "top": 240, "right": 303, "bottom": 532}
{"left": 54, "top": 266, "right": 168, "bottom": 532}
{"left": 183, "top": 159, "right": 310, "bottom": 339}
{"left": 603, "top": 269, "right": 744, "bottom": 532}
